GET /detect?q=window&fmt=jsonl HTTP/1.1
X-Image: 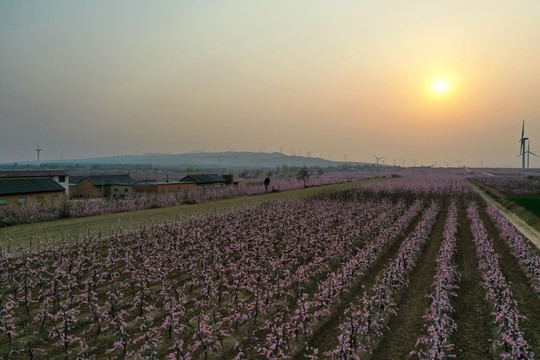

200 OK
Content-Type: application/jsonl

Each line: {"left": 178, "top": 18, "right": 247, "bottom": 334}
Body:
{"left": 18, "top": 197, "right": 27, "bottom": 204}
{"left": 36, "top": 196, "right": 44, "bottom": 202}
{"left": 125, "top": 188, "right": 128, "bottom": 192}
{"left": 52, "top": 195, "right": 59, "bottom": 201}
{"left": 0, "top": 199, "right": 8, "bottom": 206}
{"left": 58, "top": 176, "right": 66, "bottom": 182}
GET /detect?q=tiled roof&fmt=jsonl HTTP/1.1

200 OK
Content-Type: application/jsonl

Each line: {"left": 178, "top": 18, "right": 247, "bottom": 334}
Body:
{"left": 0, "top": 177, "right": 66, "bottom": 195}
{"left": 0, "top": 170, "right": 68, "bottom": 178}
{"left": 84, "top": 175, "right": 137, "bottom": 186}
{"left": 179, "top": 174, "right": 226, "bottom": 184}
{"left": 69, "top": 176, "right": 84, "bottom": 185}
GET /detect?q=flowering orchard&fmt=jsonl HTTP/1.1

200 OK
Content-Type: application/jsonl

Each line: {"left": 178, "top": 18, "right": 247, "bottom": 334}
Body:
{"left": 474, "top": 174, "right": 540, "bottom": 196}
{"left": 0, "top": 171, "right": 378, "bottom": 227}
{"left": 1, "top": 174, "right": 539, "bottom": 359}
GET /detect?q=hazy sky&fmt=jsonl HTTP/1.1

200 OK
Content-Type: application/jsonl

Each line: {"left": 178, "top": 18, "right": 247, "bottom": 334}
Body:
{"left": 1, "top": 1, "right": 539, "bottom": 167}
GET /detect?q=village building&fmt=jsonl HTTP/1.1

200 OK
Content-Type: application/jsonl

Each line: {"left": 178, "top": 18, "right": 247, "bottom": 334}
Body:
{"left": 0, "top": 169, "right": 70, "bottom": 196}
{"left": 133, "top": 181, "right": 196, "bottom": 194}
{"left": 0, "top": 177, "right": 66, "bottom": 206}
{"left": 70, "top": 174, "right": 137, "bottom": 198}
{"left": 178, "top": 174, "right": 227, "bottom": 189}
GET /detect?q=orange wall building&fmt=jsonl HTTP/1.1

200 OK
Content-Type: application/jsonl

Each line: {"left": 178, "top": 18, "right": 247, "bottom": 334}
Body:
{"left": 0, "top": 177, "right": 65, "bottom": 207}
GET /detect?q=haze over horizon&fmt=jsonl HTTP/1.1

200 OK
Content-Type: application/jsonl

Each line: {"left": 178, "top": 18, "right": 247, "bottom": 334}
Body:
{"left": 1, "top": 1, "right": 539, "bottom": 167}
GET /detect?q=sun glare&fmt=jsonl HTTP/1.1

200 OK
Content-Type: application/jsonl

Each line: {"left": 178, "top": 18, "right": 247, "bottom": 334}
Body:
{"left": 431, "top": 77, "right": 451, "bottom": 95}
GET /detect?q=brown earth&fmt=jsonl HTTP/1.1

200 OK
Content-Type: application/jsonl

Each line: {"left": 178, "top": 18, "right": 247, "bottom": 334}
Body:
{"left": 451, "top": 209, "right": 494, "bottom": 359}
{"left": 371, "top": 205, "right": 446, "bottom": 359}
{"left": 291, "top": 203, "right": 428, "bottom": 359}
{"left": 479, "top": 209, "right": 540, "bottom": 355}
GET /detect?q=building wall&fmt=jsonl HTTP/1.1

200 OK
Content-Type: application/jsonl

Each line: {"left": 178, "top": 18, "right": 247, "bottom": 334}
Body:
{"left": 52, "top": 175, "right": 70, "bottom": 196}
{"left": 158, "top": 183, "right": 196, "bottom": 193}
{"left": 0, "top": 191, "right": 64, "bottom": 207}
{"left": 197, "top": 182, "right": 226, "bottom": 189}
{"left": 108, "top": 185, "right": 134, "bottom": 198}
{"left": 71, "top": 178, "right": 101, "bottom": 198}
{"left": 132, "top": 184, "right": 158, "bottom": 193}
{"left": 133, "top": 183, "right": 196, "bottom": 193}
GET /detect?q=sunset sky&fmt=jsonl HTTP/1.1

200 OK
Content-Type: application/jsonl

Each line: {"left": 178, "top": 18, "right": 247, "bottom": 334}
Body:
{"left": 1, "top": 1, "right": 539, "bottom": 167}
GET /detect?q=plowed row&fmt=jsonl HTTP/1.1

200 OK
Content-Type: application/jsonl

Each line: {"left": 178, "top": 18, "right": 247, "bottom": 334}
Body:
{"left": 1, "top": 183, "right": 539, "bottom": 359}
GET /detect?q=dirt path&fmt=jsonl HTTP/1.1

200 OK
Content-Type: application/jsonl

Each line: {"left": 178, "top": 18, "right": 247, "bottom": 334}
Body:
{"left": 451, "top": 209, "right": 494, "bottom": 359}
{"left": 371, "top": 204, "right": 446, "bottom": 359}
{"left": 480, "top": 210, "right": 540, "bottom": 355}
{"left": 470, "top": 180, "right": 540, "bottom": 250}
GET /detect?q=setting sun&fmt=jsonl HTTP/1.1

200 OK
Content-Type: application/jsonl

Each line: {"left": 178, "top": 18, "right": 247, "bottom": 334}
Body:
{"left": 431, "top": 77, "right": 451, "bottom": 94}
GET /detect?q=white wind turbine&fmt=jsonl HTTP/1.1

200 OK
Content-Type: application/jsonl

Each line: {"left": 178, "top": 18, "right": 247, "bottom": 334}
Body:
{"left": 518, "top": 120, "right": 528, "bottom": 171}
{"left": 524, "top": 140, "right": 539, "bottom": 169}
{"left": 36, "top": 142, "right": 43, "bottom": 168}
{"left": 373, "top": 154, "right": 384, "bottom": 166}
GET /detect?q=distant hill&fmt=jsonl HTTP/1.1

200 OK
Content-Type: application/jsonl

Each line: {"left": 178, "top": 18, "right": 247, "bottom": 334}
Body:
{"left": 28, "top": 152, "right": 370, "bottom": 169}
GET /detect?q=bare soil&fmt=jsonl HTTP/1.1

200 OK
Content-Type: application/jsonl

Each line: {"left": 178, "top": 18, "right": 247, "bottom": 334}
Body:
{"left": 371, "top": 203, "right": 446, "bottom": 359}
{"left": 480, "top": 209, "right": 540, "bottom": 355}
{"left": 451, "top": 209, "right": 494, "bottom": 359}
{"left": 292, "top": 204, "right": 427, "bottom": 359}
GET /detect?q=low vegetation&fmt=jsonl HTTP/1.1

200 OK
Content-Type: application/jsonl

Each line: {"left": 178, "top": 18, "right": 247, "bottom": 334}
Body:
{"left": 1, "top": 173, "right": 539, "bottom": 359}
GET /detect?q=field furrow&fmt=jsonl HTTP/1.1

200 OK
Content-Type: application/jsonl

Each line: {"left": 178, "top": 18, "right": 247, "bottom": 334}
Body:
{"left": 372, "top": 201, "right": 446, "bottom": 359}
{"left": 1, "top": 174, "right": 538, "bottom": 360}
{"left": 480, "top": 208, "right": 540, "bottom": 356}
{"left": 451, "top": 208, "right": 494, "bottom": 359}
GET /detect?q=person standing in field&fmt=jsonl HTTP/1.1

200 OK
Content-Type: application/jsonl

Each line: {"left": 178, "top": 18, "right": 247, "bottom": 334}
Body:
{"left": 264, "top": 177, "right": 271, "bottom": 192}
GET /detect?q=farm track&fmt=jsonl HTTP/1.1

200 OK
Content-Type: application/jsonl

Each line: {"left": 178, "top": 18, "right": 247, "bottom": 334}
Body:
{"left": 293, "top": 204, "right": 427, "bottom": 358}
{"left": 451, "top": 208, "right": 494, "bottom": 359}
{"left": 469, "top": 179, "right": 540, "bottom": 249}
{"left": 371, "top": 201, "right": 446, "bottom": 359}
{"left": 479, "top": 209, "right": 540, "bottom": 355}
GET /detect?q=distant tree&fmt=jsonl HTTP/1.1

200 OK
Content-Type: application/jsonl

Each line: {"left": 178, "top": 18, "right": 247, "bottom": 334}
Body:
{"left": 297, "top": 166, "right": 312, "bottom": 188}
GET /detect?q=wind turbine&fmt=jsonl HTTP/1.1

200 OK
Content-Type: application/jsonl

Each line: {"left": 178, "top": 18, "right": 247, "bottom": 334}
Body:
{"left": 36, "top": 142, "right": 43, "bottom": 167}
{"left": 525, "top": 140, "right": 539, "bottom": 169}
{"left": 456, "top": 160, "right": 461, "bottom": 168}
{"left": 519, "top": 120, "right": 528, "bottom": 171}
{"left": 445, "top": 161, "right": 451, "bottom": 168}
{"left": 373, "top": 154, "right": 384, "bottom": 166}
{"left": 343, "top": 154, "right": 348, "bottom": 163}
